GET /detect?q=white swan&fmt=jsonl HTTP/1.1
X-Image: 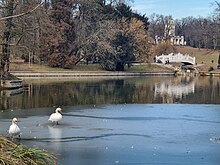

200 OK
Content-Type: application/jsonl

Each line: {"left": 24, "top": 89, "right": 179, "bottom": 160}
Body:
{"left": 9, "top": 118, "right": 21, "bottom": 138}
{"left": 49, "top": 107, "right": 62, "bottom": 125}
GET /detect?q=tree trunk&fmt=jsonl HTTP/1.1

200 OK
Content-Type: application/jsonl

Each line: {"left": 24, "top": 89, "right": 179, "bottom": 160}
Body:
{"left": 213, "top": 38, "right": 217, "bottom": 50}
{"left": 1, "top": 0, "right": 15, "bottom": 79}
{"left": 116, "top": 62, "right": 124, "bottom": 71}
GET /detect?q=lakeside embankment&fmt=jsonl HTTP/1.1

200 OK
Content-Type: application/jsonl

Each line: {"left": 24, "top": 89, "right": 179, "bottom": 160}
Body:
{"left": 10, "top": 70, "right": 220, "bottom": 78}
{"left": 9, "top": 69, "right": 220, "bottom": 78}
{"left": 8, "top": 61, "right": 220, "bottom": 78}
{"left": 10, "top": 71, "right": 175, "bottom": 78}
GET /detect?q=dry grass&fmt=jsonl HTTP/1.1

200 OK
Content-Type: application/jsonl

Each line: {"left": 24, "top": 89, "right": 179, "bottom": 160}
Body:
{"left": 9, "top": 63, "right": 102, "bottom": 72}
{"left": 127, "top": 63, "right": 174, "bottom": 72}
{"left": 0, "top": 136, "right": 56, "bottom": 165}
{"left": 10, "top": 62, "right": 174, "bottom": 73}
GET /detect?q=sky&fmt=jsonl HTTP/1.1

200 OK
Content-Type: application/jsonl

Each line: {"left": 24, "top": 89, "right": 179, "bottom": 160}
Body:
{"left": 131, "top": 0, "right": 216, "bottom": 19}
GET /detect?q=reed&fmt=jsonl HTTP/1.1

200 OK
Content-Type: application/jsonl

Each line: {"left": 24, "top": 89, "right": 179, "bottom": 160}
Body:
{"left": 0, "top": 136, "right": 57, "bottom": 165}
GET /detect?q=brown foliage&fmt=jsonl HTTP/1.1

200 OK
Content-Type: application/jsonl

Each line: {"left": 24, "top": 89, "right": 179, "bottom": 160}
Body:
{"left": 122, "top": 18, "right": 152, "bottom": 62}
{"left": 48, "top": 53, "right": 77, "bottom": 69}
{"left": 153, "top": 41, "right": 177, "bottom": 56}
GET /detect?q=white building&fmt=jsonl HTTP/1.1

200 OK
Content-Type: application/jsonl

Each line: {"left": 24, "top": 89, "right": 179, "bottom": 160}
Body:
{"left": 155, "top": 18, "right": 186, "bottom": 46}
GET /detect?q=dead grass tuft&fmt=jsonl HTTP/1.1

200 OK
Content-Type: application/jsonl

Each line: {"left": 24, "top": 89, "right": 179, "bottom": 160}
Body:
{"left": 0, "top": 136, "right": 56, "bottom": 165}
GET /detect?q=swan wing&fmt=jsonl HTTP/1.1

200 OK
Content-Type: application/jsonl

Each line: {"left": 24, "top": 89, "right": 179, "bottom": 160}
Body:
{"left": 49, "top": 113, "right": 56, "bottom": 121}
{"left": 9, "top": 125, "right": 21, "bottom": 136}
{"left": 49, "top": 113, "right": 62, "bottom": 122}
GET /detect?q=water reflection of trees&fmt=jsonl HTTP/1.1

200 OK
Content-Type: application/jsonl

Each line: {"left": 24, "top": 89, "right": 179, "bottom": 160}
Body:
{"left": 1, "top": 77, "right": 220, "bottom": 110}
{"left": 189, "top": 77, "right": 220, "bottom": 104}
{"left": 0, "top": 79, "right": 139, "bottom": 110}
{"left": 0, "top": 88, "right": 23, "bottom": 110}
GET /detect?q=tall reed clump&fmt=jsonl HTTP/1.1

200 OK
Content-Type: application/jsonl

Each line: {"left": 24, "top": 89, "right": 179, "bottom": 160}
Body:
{"left": 0, "top": 136, "right": 57, "bottom": 165}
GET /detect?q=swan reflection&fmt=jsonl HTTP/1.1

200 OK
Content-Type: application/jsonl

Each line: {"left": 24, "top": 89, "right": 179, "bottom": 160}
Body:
{"left": 48, "top": 126, "right": 62, "bottom": 149}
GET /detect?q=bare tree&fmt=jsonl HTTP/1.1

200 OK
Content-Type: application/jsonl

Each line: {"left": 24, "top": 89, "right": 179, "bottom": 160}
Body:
{"left": 0, "top": 0, "right": 43, "bottom": 79}
{"left": 148, "top": 13, "right": 166, "bottom": 41}
{"left": 1, "top": 0, "right": 16, "bottom": 79}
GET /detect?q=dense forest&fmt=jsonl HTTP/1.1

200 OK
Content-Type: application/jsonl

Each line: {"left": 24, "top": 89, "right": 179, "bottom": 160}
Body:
{"left": 0, "top": 0, "right": 220, "bottom": 77}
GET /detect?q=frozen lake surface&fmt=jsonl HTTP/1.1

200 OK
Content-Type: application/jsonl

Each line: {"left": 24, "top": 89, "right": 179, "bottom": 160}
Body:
{"left": 0, "top": 104, "right": 220, "bottom": 165}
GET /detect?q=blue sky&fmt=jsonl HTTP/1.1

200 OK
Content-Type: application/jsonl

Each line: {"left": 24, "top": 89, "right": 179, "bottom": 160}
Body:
{"left": 131, "top": 0, "right": 216, "bottom": 19}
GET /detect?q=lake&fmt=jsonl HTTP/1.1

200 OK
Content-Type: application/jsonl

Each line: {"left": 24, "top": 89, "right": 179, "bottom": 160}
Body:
{"left": 0, "top": 76, "right": 220, "bottom": 165}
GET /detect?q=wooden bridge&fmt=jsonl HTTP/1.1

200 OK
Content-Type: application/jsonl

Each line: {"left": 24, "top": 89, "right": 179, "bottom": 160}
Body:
{"left": 155, "top": 53, "right": 196, "bottom": 65}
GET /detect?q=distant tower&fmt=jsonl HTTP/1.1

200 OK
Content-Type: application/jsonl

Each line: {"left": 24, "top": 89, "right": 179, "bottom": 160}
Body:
{"left": 164, "top": 18, "right": 175, "bottom": 38}
{"left": 154, "top": 16, "right": 186, "bottom": 46}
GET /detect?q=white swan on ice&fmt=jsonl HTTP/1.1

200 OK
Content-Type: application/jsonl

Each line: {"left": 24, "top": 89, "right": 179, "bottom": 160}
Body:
{"left": 49, "top": 107, "right": 62, "bottom": 125}
{"left": 9, "top": 118, "right": 21, "bottom": 138}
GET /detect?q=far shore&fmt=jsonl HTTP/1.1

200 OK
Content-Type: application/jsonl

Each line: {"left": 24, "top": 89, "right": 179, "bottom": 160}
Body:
{"left": 10, "top": 70, "right": 175, "bottom": 78}
{"left": 9, "top": 68, "right": 220, "bottom": 78}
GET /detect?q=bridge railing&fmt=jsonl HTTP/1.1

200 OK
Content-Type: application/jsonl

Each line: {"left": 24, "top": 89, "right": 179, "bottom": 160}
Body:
{"left": 155, "top": 53, "right": 195, "bottom": 65}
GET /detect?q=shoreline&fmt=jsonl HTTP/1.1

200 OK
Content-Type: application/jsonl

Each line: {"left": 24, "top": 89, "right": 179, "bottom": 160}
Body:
{"left": 10, "top": 71, "right": 175, "bottom": 78}
{"left": 8, "top": 69, "right": 220, "bottom": 79}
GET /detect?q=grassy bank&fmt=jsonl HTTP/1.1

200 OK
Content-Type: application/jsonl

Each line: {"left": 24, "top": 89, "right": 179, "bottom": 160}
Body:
{"left": 9, "top": 63, "right": 103, "bottom": 72}
{"left": 127, "top": 63, "right": 174, "bottom": 72}
{"left": 9, "top": 46, "right": 219, "bottom": 73}
{"left": 10, "top": 62, "right": 174, "bottom": 73}
{"left": 0, "top": 136, "right": 56, "bottom": 165}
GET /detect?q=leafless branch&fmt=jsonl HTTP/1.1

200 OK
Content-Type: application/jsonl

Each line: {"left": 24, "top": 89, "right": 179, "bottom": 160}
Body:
{"left": 0, "top": 2, "right": 43, "bottom": 21}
